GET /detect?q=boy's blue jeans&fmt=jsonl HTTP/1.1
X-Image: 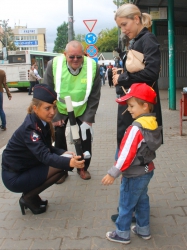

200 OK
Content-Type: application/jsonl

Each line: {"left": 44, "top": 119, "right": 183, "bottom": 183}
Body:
{"left": 115, "top": 171, "right": 153, "bottom": 239}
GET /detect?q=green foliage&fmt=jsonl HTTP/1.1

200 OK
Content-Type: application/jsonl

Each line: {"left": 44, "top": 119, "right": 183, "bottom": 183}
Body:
{"left": 75, "top": 34, "right": 86, "bottom": 42}
{"left": 113, "top": 0, "right": 128, "bottom": 6}
{"left": 0, "top": 20, "right": 18, "bottom": 51}
{"left": 53, "top": 22, "right": 69, "bottom": 53}
{"left": 96, "top": 27, "right": 118, "bottom": 52}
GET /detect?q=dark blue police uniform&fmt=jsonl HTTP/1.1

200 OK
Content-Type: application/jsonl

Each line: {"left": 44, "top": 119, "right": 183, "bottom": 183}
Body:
{"left": 2, "top": 112, "right": 72, "bottom": 193}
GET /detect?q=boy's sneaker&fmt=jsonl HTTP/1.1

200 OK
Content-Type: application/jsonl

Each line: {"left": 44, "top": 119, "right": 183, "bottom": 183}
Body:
{"left": 106, "top": 231, "right": 130, "bottom": 244}
{"left": 131, "top": 226, "right": 151, "bottom": 240}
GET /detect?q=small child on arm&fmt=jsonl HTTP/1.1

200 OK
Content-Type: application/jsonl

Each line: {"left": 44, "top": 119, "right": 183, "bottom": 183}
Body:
{"left": 102, "top": 83, "right": 162, "bottom": 244}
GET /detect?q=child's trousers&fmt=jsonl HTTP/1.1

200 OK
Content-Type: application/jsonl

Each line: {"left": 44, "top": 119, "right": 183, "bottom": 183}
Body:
{"left": 115, "top": 171, "right": 154, "bottom": 239}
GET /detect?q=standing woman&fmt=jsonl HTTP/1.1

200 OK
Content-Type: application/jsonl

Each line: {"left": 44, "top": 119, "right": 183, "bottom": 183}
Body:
{"left": 1, "top": 84, "right": 84, "bottom": 215}
{"left": 113, "top": 3, "right": 162, "bottom": 150}
{"left": 28, "top": 65, "right": 38, "bottom": 95}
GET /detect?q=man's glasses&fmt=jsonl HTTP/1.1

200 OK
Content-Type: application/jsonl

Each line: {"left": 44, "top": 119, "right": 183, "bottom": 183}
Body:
{"left": 68, "top": 55, "right": 83, "bottom": 59}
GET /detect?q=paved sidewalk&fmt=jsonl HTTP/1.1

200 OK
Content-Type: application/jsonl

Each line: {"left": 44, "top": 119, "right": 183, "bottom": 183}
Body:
{"left": 0, "top": 85, "right": 187, "bottom": 250}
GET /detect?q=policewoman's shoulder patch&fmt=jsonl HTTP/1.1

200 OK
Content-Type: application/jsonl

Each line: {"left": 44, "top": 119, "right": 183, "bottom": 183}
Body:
{"left": 30, "top": 131, "right": 40, "bottom": 142}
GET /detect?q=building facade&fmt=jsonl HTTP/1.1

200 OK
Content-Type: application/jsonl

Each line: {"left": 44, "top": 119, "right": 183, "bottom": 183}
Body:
{"left": 12, "top": 26, "right": 46, "bottom": 51}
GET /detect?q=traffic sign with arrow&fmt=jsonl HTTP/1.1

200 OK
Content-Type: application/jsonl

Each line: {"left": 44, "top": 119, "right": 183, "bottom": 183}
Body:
{"left": 85, "top": 33, "right": 97, "bottom": 45}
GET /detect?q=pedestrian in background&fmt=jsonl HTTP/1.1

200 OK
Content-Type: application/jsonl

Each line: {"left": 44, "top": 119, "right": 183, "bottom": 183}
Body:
{"left": 99, "top": 65, "right": 105, "bottom": 86}
{"left": 44, "top": 40, "right": 101, "bottom": 182}
{"left": 34, "top": 65, "right": 42, "bottom": 84}
{"left": 102, "top": 83, "right": 162, "bottom": 244}
{"left": 1, "top": 84, "right": 84, "bottom": 215}
{"left": 105, "top": 62, "right": 113, "bottom": 88}
{"left": 28, "top": 65, "right": 38, "bottom": 95}
{"left": 0, "top": 69, "right": 12, "bottom": 131}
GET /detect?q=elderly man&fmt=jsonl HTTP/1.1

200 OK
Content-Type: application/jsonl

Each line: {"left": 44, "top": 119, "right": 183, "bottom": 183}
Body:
{"left": 44, "top": 40, "right": 101, "bottom": 182}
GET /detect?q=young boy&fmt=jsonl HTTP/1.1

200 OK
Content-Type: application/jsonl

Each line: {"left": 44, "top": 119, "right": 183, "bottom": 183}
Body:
{"left": 102, "top": 83, "right": 162, "bottom": 244}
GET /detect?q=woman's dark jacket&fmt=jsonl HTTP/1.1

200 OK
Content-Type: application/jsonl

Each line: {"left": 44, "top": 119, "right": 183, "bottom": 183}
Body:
{"left": 2, "top": 113, "right": 72, "bottom": 172}
{"left": 116, "top": 27, "right": 162, "bottom": 147}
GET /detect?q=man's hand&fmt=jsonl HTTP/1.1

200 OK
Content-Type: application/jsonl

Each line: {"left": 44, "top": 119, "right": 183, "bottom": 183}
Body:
{"left": 101, "top": 174, "right": 115, "bottom": 185}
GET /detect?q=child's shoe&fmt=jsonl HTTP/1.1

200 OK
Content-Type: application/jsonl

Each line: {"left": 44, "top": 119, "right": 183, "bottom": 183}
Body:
{"left": 131, "top": 226, "right": 151, "bottom": 240}
{"left": 106, "top": 231, "right": 130, "bottom": 244}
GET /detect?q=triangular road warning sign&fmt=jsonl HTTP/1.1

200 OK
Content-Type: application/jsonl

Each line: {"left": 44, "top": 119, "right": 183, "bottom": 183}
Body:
{"left": 83, "top": 20, "right": 97, "bottom": 32}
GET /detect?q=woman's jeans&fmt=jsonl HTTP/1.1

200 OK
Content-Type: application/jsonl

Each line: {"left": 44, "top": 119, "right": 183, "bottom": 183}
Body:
{"left": 115, "top": 171, "right": 154, "bottom": 239}
{"left": 0, "top": 92, "right": 6, "bottom": 128}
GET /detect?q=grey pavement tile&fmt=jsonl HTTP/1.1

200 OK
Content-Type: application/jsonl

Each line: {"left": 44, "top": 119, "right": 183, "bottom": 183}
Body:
{"left": 168, "top": 200, "right": 187, "bottom": 208}
{"left": 162, "top": 186, "right": 185, "bottom": 194}
{"left": 56, "top": 209, "right": 82, "bottom": 220}
{"left": 40, "top": 218, "right": 67, "bottom": 229}
{"left": 70, "top": 201, "right": 97, "bottom": 211}
{"left": 79, "top": 227, "right": 108, "bottom": 239}
{"left": 67, "top": 217, "right": 94, "bottom": 228}
{"left": 20, "top": 228, "right": 51, "bottom": 240}
{"left": 0, "top": 211, "right": 9, "bottom": 220}
{"left": 91, "top": 237, "right": 129, "bottom": 250}
{"left": 60, "top": 238, "right": 92, "bottom": 250}
{"left": 150, "top": 225, "right": 166, "bottom": 236}
{"left": 174, "top": 215, "right": 187, "bottom": 225}
{"left": 151, "top": 200, "right": 169, "bottom": 208}
{"left": 93, "top": 217, "right": 116, "bottom": 228}
{"left": 156, "top": 176, "right": 178, "bottom": 183}
{"left": 164, "top": 225, "right": 187, "bottom": 237}
{"left": 0, "top": 228, "right": 23, "bottom": 240}
{"left": 12, "top": 218, "right": 43, "bottom": 230}
{"left": 0, "top": 219, "right": 16, "bottom": 230}
{"left": 49, "top": 228, "right": 78, "bottom": 240}
{"left": 82, "top": 209, "right": 107, "bottom": 219}
{"left": 152, "top": 193, "right": 177, "bottom": 201}
{"left": 153, "top": 235, "right": 187, "bottom": 248}
{"left": 175, "top": 193, "right": 187, "bottom": 200}
{"left": 95, "top": 201, "right": 119, "bottom": 210}
{"left": 31, "top": 238, "right": 62, "bottom": 250}
{"left": 150, "top": 216, "right": 176, "bottom": 226}
{"left": 158, "top": 207, "right": 185, "bottom": 216}
{"left": 0, "top": 239, "right": 32, "bottom": 250}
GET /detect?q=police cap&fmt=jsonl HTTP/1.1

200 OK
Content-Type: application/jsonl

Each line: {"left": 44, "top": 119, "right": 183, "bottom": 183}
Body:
{"left": 33, "top": 84, "right": 57, "bottom": 104}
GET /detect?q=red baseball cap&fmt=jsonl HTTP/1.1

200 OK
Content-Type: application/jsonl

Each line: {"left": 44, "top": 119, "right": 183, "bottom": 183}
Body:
{"left": 116, "top": 83, "right": 157, "bottom": 105}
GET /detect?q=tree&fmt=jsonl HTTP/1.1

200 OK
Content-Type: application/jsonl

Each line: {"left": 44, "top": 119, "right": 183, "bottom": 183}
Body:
{"left": 53, "top": 22, "right": 68, "bottom": 53}
{"left": 74, "top": 34, "right": 85, "bottom": 42}
{"left": 113, "top": 0, "right": 129, "bottom": 6}
{"left": 96, "top": 27, "right": 118, "bottom": 52}
{"left": 0, "top": 19, "right": 18, "bottom": 51}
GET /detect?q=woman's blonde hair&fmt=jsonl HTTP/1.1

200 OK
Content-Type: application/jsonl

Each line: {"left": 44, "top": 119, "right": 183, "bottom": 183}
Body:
{"left": 27, "top": 98, "right": 55, "bottom": 142}
{"left": 114, "top": 3, "right": 152, "bottom": 28}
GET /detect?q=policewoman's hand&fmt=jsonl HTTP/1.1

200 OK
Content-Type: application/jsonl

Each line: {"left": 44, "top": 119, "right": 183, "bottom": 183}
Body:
{"left": 70, "top": 156, "right": 85, "bottom": 168}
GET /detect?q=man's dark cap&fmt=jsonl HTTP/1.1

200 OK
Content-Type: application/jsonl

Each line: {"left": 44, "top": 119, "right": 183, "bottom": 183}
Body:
{"left": 33, "top": 84, "right": 57, "bottom": 104}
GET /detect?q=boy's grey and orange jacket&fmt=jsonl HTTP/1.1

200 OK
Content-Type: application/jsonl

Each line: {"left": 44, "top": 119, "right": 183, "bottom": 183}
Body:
{"left": 108, "top": 114, "right": 162, "bottom": 178}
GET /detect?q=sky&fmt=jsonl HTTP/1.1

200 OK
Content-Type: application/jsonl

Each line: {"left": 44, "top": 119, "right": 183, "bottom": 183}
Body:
{"left": 1, "top": 0, "right": 118, "bottom": 52}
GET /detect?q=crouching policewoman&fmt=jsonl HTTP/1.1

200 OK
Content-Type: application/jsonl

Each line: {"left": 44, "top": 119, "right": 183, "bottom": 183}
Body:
{"left": 1, "top": 84, "right": 84, "bottom": 215}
